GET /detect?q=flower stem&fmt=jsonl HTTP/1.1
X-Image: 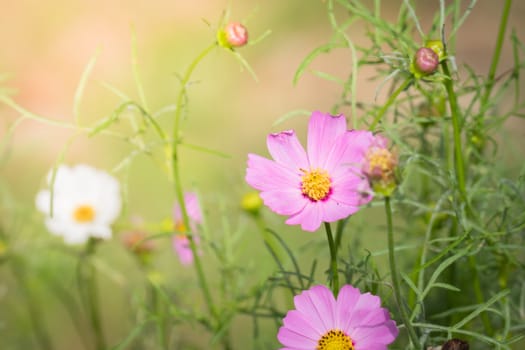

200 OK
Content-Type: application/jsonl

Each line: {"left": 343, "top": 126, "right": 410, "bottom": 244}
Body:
{"left": 441, "top": 59, "right": 467, "bottom": 201}
{"left": 369, "top": 77, "right": 412, "bottom": 130}
{"left": 385, "top": 197, "right": 420, "bottom": 349}
{"left": 80, "top": 240, "right": 106, "bottom": 350}
{"left": 480, "top": 0, "right": 512, "bottom": 111}
{"left": 150, "top": 281, "right": 169, "bottom": 349}
{"left": 324, "top": 222, "right": 340, "bottom": 296}
{"left": 170, "top": 43, "right": 218, "bottom": 322}
{"left": 11, "top": 256, "right": 53, "bottom": 350}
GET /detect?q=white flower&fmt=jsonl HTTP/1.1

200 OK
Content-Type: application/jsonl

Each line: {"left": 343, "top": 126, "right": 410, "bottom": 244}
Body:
{"left": 36, "top": 164, "right": 122, "bottom": 245}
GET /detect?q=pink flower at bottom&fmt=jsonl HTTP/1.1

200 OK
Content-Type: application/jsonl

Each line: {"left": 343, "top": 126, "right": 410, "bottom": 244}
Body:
{"left": 246, "top": 111, "right": 374, "bottom": 232}
{"left": 277, "top": 285, "right": 398, "bottom": 350}
{"left": 172, "top": 192, "right": 202, "bottom": 266}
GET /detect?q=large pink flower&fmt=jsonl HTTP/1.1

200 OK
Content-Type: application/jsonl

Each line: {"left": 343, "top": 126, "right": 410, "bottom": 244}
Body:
{"left": 278, "top": 285, "right": 399, "bottom": 350}
{"left": 246, "top": 111, "right": 374, "bottom": 231}
{"left": 172, "top": 192, "right": 202, "bottom": 266}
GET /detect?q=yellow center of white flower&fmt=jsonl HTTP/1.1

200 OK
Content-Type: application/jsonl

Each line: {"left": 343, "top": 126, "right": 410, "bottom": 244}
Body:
{"left": 301, "top": 168, "right": 332, "bottom": 201}
{"left": 317, "top": 329, "right": 354, "bottom": 350}
{"left": 73, "top": 205, "right": 95, "bottom": 223}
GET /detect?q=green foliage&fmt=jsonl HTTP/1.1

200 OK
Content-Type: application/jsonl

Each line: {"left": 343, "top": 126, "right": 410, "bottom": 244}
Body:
{"left": 1, "top": 0, "right": 525, "bottom": 349}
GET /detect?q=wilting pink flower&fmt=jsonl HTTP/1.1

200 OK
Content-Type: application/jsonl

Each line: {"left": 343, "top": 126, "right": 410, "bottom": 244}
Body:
{"left": 361, "top": 135, "right": 397, "bottom": 197}
{"left": 278, "top": 285, "right": 398, "bottom": 350}
{"left": 246, "top": 111, "right": 373, "bottom": 232}
{"left": 172, "top": 192, "right": 202, "bottom": 266}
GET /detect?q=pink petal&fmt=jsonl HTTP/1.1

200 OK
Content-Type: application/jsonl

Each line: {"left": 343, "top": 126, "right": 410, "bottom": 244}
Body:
{"left": 172, "top": 235, "right": 200, "bottom": 266}
{"left": 285, "top": 202, "right": 323, "bottom": 232}
{"left": 334, "top": 285, "right": 362, "bottom": 331}
{"left": 341, "top": 130, "right": 375, "bottom": 166}
{"left": 267, "top": 130, "right": 308, "bottom": 171}
{"left": 282, "top": 310, "right": 321, "bottom": 340}
{"left": 293, "top": 285, "right": 335, "bottom": 332}
{"left": 319, "top": 199, "right": 357, "bottom": 223}
{"left": 260, "top": 190, "right": 307, "bottom": 216}
{"left": 351, "top": 320, "right": 399, "bottom": 347}
{"left": 330, "top": 174, "right": 373, "bottom": 207}
{"left": 246, "top": 154, "right": 299, "bottom": 191}
{"left": 277, "top": 327, "right": 317, "bottom": 349}
{"left": 184, "top": 192, "right": 202, "bottom": 224}
{"left": 307, "top": 112, "right": 347, "bottom": 169}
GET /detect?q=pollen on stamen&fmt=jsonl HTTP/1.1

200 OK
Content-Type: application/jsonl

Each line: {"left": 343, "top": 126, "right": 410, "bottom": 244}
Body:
{"left": 300, "top": 168, "right": 332, "bottom": 202}
{"left": 316, "top": 329, "right": 354, "bottom": 350}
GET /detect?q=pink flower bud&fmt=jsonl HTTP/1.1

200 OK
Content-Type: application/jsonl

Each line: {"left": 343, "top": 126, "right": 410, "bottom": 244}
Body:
{"left": 225, "top": 22, "right": 248, "bottom": 47}
{"left": 414, "top": 47, "right": 439, "bottom": 75}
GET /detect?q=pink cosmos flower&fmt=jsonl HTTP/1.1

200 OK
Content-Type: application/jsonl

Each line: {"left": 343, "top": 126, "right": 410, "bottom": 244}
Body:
{"left": 277, "top": 284, "right": 399, "bottom": 350}
{"left": 172, "top": 192, "right": 202, "bottom": 266}
{"left": 245, "top": 111, "right": 374, "bottom": 232}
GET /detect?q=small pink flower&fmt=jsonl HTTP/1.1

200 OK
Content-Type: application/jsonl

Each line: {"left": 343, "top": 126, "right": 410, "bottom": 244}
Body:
{"left": 246, "top": 111, "right": 373, "bottom": 232}
{"left": 277, "top": 284, "right": 399, "bottom": 350}
{"left": 172, "top": 192, "right": 202, "bottom": 266}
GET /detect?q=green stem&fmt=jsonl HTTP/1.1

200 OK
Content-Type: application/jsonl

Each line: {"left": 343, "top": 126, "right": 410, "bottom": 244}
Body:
{"left": 324, "top": 222, "right": 340, "bottom": 295}
{"left": 468, "top": 255, "right": 494, "bottom": 335}
{"left": 334, "top": 217, "right": 350, "bottom": 252}
{"left": 170, "top": 43, "right": 218, "bottom": 321}
{"left": 369, "top": 77, "right": 412, "bottom": 130}
{"left": 80, "top": 241, "right": 106, "bottom": 350}
{"left": 385, "top": 197, "right": 420, "bottom": 349}
{"left": 150, "top": 282, "right": 169, "bottom": 349}
{"left": 441, "top": 59, "right": 467, "bottom": 201}
{"left": 11, "top": 257, "right": 53, "bottom": 350}
{"left": 480, "top": 0, "right": 512, "bottom": 110}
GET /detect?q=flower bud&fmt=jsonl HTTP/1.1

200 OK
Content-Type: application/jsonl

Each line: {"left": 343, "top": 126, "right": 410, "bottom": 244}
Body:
{"left": 241, "top": 191, "right": 263, "bottom": 216}
{"left": 121, "top": 230, "right": 155, "bottom": 255}
{"left": 218, "top": 22, "right": 248, "bottom": 49}
{"left": 412, "top": 47, "right": 439, "bottom": 77}
{"left": 425, "top": 39, "right": 446, "bottom": 61}
{"left": 363, "top": 136, "right": 398, "bottom": 197}
{"left": 442, "top": 339, "right": 469, "bottom": 350}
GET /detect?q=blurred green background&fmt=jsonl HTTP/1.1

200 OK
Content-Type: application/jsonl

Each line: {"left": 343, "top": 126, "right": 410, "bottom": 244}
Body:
{"left": 1, "top": 0, "right": 525, "bottom": 349}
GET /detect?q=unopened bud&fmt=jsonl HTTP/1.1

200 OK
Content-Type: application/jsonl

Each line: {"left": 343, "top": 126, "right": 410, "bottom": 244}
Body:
{"left": 241, "top": 191, "right": 263, "bottom": 215}
{"left": 425, "top": 39, "right": 446, "bottom": 61}
{"left": 413, "top": 47, "right": 439, "bottom": 77}
{"left": 218, "top": 22, "right": 248, "bottom": 49}
{"left": 442, "top": 339, "right": 469, "bottom": 350}
{"left": 121, "top": 230, "right": 155, "bottom": 255}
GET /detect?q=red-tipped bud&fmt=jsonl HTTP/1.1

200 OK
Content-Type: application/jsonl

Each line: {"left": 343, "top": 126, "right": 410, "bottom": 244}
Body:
{"left": 218, "top": 22, "right": 248, "bottom": 49}
{"left": 414, "top": 47, "right": 439, "bottom": 76}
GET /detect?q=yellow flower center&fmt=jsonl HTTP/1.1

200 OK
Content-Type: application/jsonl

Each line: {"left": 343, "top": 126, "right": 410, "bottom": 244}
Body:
{"left": 174, "top": 221, "right": 187, "bottom": 233}
{"left": 300, "top": 168, "right": 332, "bottom": 201}
{"left": 73, "top": 205, "right": 95, "bottom": 223}
{"left": 317, "top": 329, "right": 354, "bottom": 350}
{"left": 366, "top": 147, "right": 396, "bottom": 180}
